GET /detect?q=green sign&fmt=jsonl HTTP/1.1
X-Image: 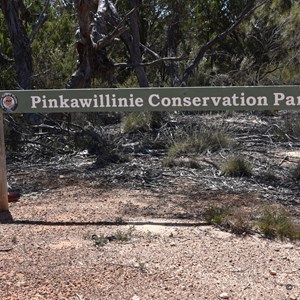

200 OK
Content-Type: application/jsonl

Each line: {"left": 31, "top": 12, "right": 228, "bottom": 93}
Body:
{"left": 1, "top": 86, "right": 300, "bottom": 113}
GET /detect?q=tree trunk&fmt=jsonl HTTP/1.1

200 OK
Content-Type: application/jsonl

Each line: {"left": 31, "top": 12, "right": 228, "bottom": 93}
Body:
{"left": 67, "top": 0, "right": 115, "bottom": 88}
{"left": 127, "top": 0, "right": 149, "bottom": 87}
{"left": 1, "top": 0, "right": 32, "bottom": 89}
{"left": 166, "top": 8, "right": 181, "bottom": 87}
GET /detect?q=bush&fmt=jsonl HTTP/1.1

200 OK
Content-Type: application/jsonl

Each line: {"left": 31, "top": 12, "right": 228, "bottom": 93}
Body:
{"left": 257, "top": 205, "right": 300, "bottom": 240}
{"left": 168, "top": 130, "right": 229, "bottom": 158}
{"left": 204, "top": 205, "right": 253, "bottom": 235}
{"left": 203, "top": 206, "right": 229, "bottom": 226}
{"left": 226, "top": 208, "right": 253, "bottom": 235}
{"left": 122, "top": 112, "right": 161, "bottom": 133}
{"left": 222, "top": 156, "right": 253, "bottom": 177}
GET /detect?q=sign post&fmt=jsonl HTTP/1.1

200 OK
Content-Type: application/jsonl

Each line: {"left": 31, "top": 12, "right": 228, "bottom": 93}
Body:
{"left": 0, "top": 112, "right": 8, "bottom": 211}
{"left": 0, "top": 86, "right": 300, "bottom": 211}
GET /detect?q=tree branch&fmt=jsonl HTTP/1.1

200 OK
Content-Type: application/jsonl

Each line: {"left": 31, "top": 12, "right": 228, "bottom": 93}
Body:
{"left": 114, "top": 55, "right": 187, "bottom": 68}
{"left": 29, "top": 0, "right": 51, "bottom": 43}
{"left": 0, "top": 49, "right": 13, "bottom": 64}
{"left": 180, "top": 0, "right": 269, "bottom": 86}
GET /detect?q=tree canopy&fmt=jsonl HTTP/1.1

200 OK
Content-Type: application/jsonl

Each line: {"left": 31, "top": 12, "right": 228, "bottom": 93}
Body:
{"left": 1, "top": 0, "right": 299, "bottom": 90}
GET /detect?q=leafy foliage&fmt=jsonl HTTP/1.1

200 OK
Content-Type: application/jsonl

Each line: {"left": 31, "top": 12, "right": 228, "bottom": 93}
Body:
{"left": 1, "top": 0, "right": 300, "bottom": 88}
{"left": 2, "top": 0, "right": 300, "bottom": 161}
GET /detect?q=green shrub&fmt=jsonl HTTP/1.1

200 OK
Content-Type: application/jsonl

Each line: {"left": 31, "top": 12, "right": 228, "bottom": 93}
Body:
{"left": 203, "top": 206, "right": 229, "bottom": 225}
{"left": 122, "top": 112, "right": 159, "bottom": 133}
{"left": 257, "top": 205, "right": 300, "bottom": 240}
{"left": 222, "top": 156, "right": 253, "bottom": 177}
{"left": 168, "top": 130, "right": 229, "bottom": 158}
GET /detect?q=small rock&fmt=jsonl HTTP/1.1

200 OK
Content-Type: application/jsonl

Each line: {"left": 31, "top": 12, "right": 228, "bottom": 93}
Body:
{"left": 132, "top": 295, "right": 140, "bottom": 300}
{"left": 285, "top": 244, "right": 294, "bottom": 249}
{"left": 219, "top": 292, "right": 229, "bottom": 299}
{"left": 270, "top": 270, "right": 277, "bottom": 276}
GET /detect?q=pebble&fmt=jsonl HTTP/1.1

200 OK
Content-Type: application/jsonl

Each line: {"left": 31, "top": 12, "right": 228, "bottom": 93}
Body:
{"left": 219, "top": 292, "right": 229, "bottom": 299}
{"left": 270, "top": 270, "right": 277, "bottom": 276}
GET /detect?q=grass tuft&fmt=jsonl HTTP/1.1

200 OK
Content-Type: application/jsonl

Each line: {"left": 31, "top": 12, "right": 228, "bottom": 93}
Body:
{"left": 222, "top": 156, "right": 253, "bottom": 177}
{"left": 257, "top": 205, "right": 300, "bottom": 240}
{"left": 168, "top": 130, "right": 229, "bottom": 158}
{"left": 225, "top": 208, "right": 253, "bottom": 235}
{"left": 92, "top": 226, "right": 135, "bottom": 247}
{"left": 122, "top": 112, "right": 161, "bottom": 133}
{"left": 203, "top": 206, "right": 229, "bottom": 226}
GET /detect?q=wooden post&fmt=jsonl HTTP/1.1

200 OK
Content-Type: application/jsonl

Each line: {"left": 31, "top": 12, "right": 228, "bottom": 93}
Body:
{"left": 0, "top": 112, "right": 8, "bottom": 211}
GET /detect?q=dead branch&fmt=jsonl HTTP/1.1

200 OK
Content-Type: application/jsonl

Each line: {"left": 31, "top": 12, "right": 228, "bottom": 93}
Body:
{"left": 114, "top": 55, "right": 187, "bottom": 68}
{"left": 91, "top": 7, "right": 135, "bottom": 49}
{"left": 140, "top": 43, "right": 160, "bottom": 59}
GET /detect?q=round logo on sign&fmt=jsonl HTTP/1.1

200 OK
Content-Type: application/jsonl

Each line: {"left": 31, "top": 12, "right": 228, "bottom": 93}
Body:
{"left": 0, "top": 93, "right": 18, "bottom": 112}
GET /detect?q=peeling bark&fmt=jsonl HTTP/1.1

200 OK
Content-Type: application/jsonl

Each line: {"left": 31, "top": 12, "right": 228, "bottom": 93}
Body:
{"left": 67, "top": 0, "right": 118, "bottom": 88}
{"left": 67, "top": 0, "right": 150, "bottom": 89}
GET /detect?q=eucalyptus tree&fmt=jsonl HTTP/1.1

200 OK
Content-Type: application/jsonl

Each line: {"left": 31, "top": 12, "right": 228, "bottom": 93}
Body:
{"left": 1, "top": 0, "right": 299, "bottom": 90}
{"left": 0, "top": 0, "right": 32, "bottom": 89}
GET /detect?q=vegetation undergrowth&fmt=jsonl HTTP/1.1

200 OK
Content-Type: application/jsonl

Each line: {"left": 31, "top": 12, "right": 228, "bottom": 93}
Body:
{"left": 122, "top": 112, "right": 162, "bottom": 133}
{"left": 167, "top": 130, "right": 229, "bottom": 158}
{"left": 222, "top": 156, "right": 253, "bottom": 177}
{"left": 203, "top": 204, "right": 300, "bottom": 241}
{"left": 257, "top": 205, "right": 300, "bottom": 240}
{"left": 203, "top": 206, "right": 230, "bottom": 226}
{"left": 203, "top": 205, "right": 252, "bottom": 235}
{"left": 273, "top": 114, "right": 300, "bottom": 141}
{"left": 92, "top": 226, "right": 135, "bottom": 248}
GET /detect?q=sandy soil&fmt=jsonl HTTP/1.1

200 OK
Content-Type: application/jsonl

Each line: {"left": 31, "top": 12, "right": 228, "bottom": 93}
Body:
{"left": 1, "top": 176, "right": 300, "bottom": 300}
{"left": 1, "top": 112, "right": 300, "bottom": 299}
